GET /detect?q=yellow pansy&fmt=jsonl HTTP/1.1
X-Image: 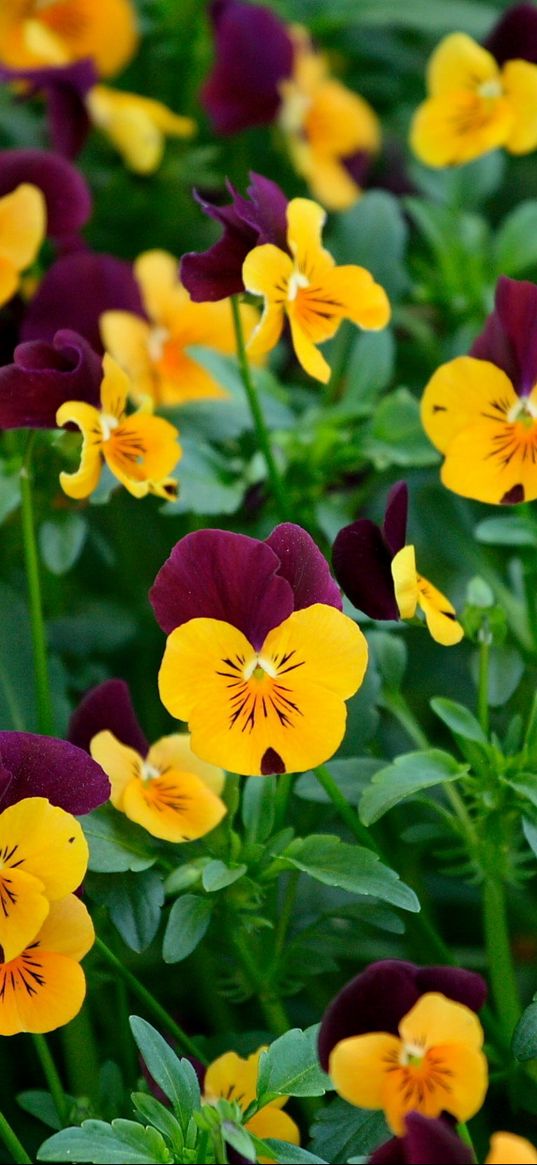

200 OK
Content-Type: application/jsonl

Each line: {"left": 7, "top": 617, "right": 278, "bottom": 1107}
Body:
{"left": 0, "top": 0, "right": 138, "bottom": 77}
{"left": 87, "top": 87, "right": 195, "bottom": 175}
{"left": 0, "top": 183, "right": 45, "bottom": 309}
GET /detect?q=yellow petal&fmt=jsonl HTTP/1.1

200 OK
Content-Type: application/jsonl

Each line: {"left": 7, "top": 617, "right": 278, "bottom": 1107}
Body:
{"left": 242, "top": 243, "right": 293, "bottom": 300}
{"left": 304, "top": 80, "right": 380, "bottom": 157}
{"left": 56, "top": 400, "right": 103, "bottom": 500}
{"left": 288, "top": 312, "right": 331, "bottom": 383}
{"left": 88, "top": 87, "right": 194, "bottom": 173}
{"left": 247, "top": 1107, "right": 300, "bottom": 1154}
{"left": 381, "top": 1043, "right": 487, "bottom": 1135}
{"left": 503, "top": 60, "right": 537, "bottom": 154}
{"left": 0, "top": 949, "right": 86, "bottom": 1035}
{"left": 301, "top": 152, "right": 362, "bottom": 212}
{"left": 36, "top": 895, "right": 94, "bottom": 962}
{"left": 103, "top": 412, "right": 181, "bottom": 498}
{"left": 204, "top": 1049, "right": 262, "bottom": 1109}
{"left": 426, "top": 33, "right": 499, "bottom": 96}
{"left": 90, "top": 730, "right": 143, "bottom": 809}
{"left": 100, "top": 352, "right": 130, "bottom": 419}
{"left": 0, "top": 183, "right": 46, "bottom": 271}
{"left": 0, "top": 797, "right": 88, "bottom": 902}
{"left": 486, "top": 1133, "right": 537, "bottom": 1164}
{"left": 39, "top": 0, "right": 138, "bottom": 78}
{"left": 121, "top": 769, "right": 226, "bottom": 843}
{"left": 154, "top": 350, "right": 229, "bottom": 406}
{"left": 329, "top": 1032, "right": 401, "bottom": 1108}
{"left": 441, "top": 418, "right": 537, "bottom": 505}
{"left": 246, "top": 302, "right": 285, "bottom": 361}
{"left": 391, "top": 545, "right": 418, "bottom": 620}
{"left": 100, "top": 311, "right": 154, "bottom": 403}
{"left": 420, "top": 357, "right": 518, "bottom": 454}
{"left": 134, "top": 250, "right": 183, "bottom": 325}
{"left": 159, "top": 606, "right": 367, "bottom": 776}
{"left": 417, "top": 574, "right": 464, "bottom": 646}
{"left": 322, "top": 266, "right": 391, "bottom": 331}
{"left": 0, "top": 867, "right": 49, "bottom": 962}
{"left": 147, "top": 735, "right": 225, "bottom": 795}
{"left": 286, "top": 197, "right": 333, "bottom": 279}
{"left": 399, "top": 992, "right": 484, "bottom": 1051}
{"left": 410, "top": 91, "right": 512, "bottom": 167}
{"left": 0, "top": 257, "right": 19, "bottom": 309}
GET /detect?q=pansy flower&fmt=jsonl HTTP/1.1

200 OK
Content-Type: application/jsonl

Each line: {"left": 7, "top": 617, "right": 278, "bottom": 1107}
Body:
{"left": 369, "top": 1114, "right": 537, "bottom": 1164}
{"left": 201, "top": 0, "right": 294, "bottom": 134}
{"left": 181, "top": 172, "right": 288, "bottom": 303}
{"left": 203, "top": 1048, "right": 300, "bottom": 1151}
{"left": 69, "top": 679, "right": 226, "bottom": 845}
{"left": 101, "top": 250, "right": 260, "bottom": 407}
{"left": 242, "top": 197, "right": 390, "bottom": 384}
{"left": 0, "top": 891, "right": 94, "bottom": 1035}
{"left": 421, "top": 276, "right": 537, "bottom": 505}
{"left": 56, "top": 352, "right": 181, "bottom": 501}
{"left": 0, "top": 0, "right": 138, "bottom": 79}
{"left": 332, "top": 482, "right": 463, "bottom": 646}
{"left": 150, "top": 525, "right": 365, "bottom": 777}
{"left": 0, "top": 147, "right": 91, "bottom": 245}
{"left": 0, "top": 181, "right": 45, "bottom": 308}
{"left": 0, "top": 729, "right": 110, "bottom": 814}
{"left": 318, "top": 959, "right": 488, "bottom": 1137}
{"left": 410, "top": 22, "right": 537, "bottom": 167}
{"left": 0, "top": 328, "right": 101, "bottom": 429}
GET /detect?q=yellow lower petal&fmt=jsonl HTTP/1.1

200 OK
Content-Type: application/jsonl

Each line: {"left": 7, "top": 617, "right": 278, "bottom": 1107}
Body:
{"left": 441, "top": 418, "right": 537, "bottom": 505}
{"left": 0, "top": 257, "right": 19, "bottom": 308}
{"left": 247, "top": 1106, "right": 300, "bottom": 1154}
{"left": 288, "top": 312, "right": 331, "bottom": 383}
{"left": 56, "top": 400, "right": 103, "bottom": 500}
{"left": 329, "top": 1032, "right": 401, "bottom": 1109}
{"left": 391, "top": 545, "right": 418, "bottom": 620}
{"left": 486, "top": 1133, "right": 537, "bottom": 1164}
{"left": 0, "top": 867, "right": 49, "bottom": 963}
{"left": 0, "top": 797, "right": 88, "bottom": 902}
{"left": 300, "top": 151, "right": 362, "bottom": 212}
{"left": 121, "top": 769, "right": 226, "bottom": 843}
{"left": 503, "top": 60, "right": 537, "bottom": 154}
{"left": 417, "top": 574, "right": 464, "bottom": 646}
{"left": 0, "top": 949, "right": 86, "bottom": 1035}
{"left": 39, "top": 0, "right": 138, "bottom": 78}
{"left": 0, "top": 183, "right": 46, "bottom": 270}
{"left": 90, "top": 730, "right": 143, "bottom": 809}
{"left": 420, "top": 357, "right": 518, "bottom": 454}
{"left": 147, "top": 735, "right": 225, "bottom": 795}
{"left": 36, "top": 895, "right": 94, "bottom": 962}
{"left": 204, "top": 1050, "right": 262, "bottom": 1108}
{"left": 104, "top": 412, "right": 181, "bottom": 498}
{"left": 323, "top": 266, "right": 391, "bottom": 331}
{"left": 410, "top": 91, "right": 512, "bottom": 167}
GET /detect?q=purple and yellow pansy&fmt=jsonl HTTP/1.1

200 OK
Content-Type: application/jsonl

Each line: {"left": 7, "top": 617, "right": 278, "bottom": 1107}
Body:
{"left": 203, "top": 1047, "right": 300, "bottom": 1153}
{"left": 422, "top": 276, "right": 537, "bottom": 505}
{"left": 368, "top": 1113, "right": 537, "bottom": 1164}
{"left": 150, "top": 525, "right": 366, "bottom": 776}
{"left": 332, "top": 482, "right": 463, "bottom": 646}
{"left": 0, "top": 0, "right": 138, "bottom": 79}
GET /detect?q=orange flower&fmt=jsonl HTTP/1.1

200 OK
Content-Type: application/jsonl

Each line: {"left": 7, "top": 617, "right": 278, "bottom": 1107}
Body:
{"left": 0, "top": 0, "right": 138, "bottom": 78}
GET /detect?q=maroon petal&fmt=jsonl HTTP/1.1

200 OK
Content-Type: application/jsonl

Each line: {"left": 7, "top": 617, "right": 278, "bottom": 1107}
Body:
{"left": 342, "top": 149, "right": 374, "bottom": 189}
{"left": 149, "top": 529, "right": 294, "bottom": 650}
{"left": 0, "top": 148, "right": 91, "bottom": 241}
{"left": 470, "top": 276, "right": 537, "bottom": 396}
{"left": 201, "top": 0, "right": 293, "bottom": 134}
{"left": 265, "top": 523, "right": 342, "bottom": 611}
{"left": 21, "top": 250, "right": 145, "bottom": 353}
{"left": 68, "top": 680, "right": 149, "bottom": 757}
{"left": 370, "top": 1115, "right": 474, "bottom": 1165}
{"left": 0, "top": 328, "right": 101, "bottom": 429}
{"left": 484, "top": 3, "right": 537, "bottom": 66}
{"left": 415, "top": 965, "right": 487, "bottom": 1012}
{"left": 382, "top": 482, "right": 408, "bottom": 556}
{"left": 240, "top": 172, "right": 288, "bottom": 250}
{"left": 318, "top": 961, "right": 421, "bottom": 1071}
{"left": 332, "top": 519, "right": 399, "bottom": 621}
{"left": 0, "top": 732, "right": 110, "bottom": 815}
{"left": 0, "top": 60, "right": 95, "bottom": 159}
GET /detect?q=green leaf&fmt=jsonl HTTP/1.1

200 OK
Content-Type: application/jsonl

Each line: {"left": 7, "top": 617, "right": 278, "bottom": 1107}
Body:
{"left": 295, "top": 758, "right": 384, "bottom": 806}
{"left": 129, "top": 1017, "right": 200, "bottom": 1129}
{"left": 309, "top": 1097, "right": 390, "bottom": 1163}
{"left": 162, "top": 895, "right": 213, "bottom": 963}
{"left": 305, "top": 0, "right": 496, "bottom": 36}
{"left": 280, "top": 835, "right": 419, "bottom": 912}
{"left": 523, "top": 817, "right": 537, "bottom": 858}
{"left": 511, "top": 777, "right": 537, "bottom": 811}
{"left": 92, "top": 870, "right": 164, "bottom": 952}
{"left": 337, "top": 329, "right": 395, "bottom": 414}
{"left": 470, "top": 645, "right": 524, "bottom": 707}
{"left": 328, "top": 192, "right": 408, "bottom": 301}
{"left": 369, "top": 632, "right": 407, "bottom": 690}
{"left": 201, "top": 860, "right": 247, "bottom": 892}
{"left": 39, "top": 513, "right": 87, "bottom": 575}
{"left": 257, "top": 1025, "right": 330, "bottom": 1101}
{"left": 265, "top": 1142, "right": 327, "bottom": 1164}
{"left": 130, "top": 1094, "right": 183, "bottom": 1153}
{"left": 49, "top": 601, "right": 136, "bottom": 656}
{"left": 241, "top": 777, "right": 277, "bottom": 842}
{"left": 430, "top": 698, "right": 487, "bottom": 744}
{"left": 164, "top": 438, "right": 244, "bottom": 516}
{"left": 17, "top": 1090, "right": 66, "bottom": 1131}
{"left": 222, "top": 1122, "right": 257, "bottom": 1159}
{"left": 363, "top": 388, "right": 439, "bottom": 469}
{"left": 411, "top": 152, "right": 504, "bottom": 210}
{"left": 513, "top": 1000, "right": 537, "bottom": 1061}
{"left": 475, "top": 515, "right": 537, "bottom": 547}
{"left": 37, "top": 1120, "right": 172, "bottom": 1163}
{"left": 0, "top": 461, "right": 21, "bottom": 525}
{"left": 360, "top": 750, "right": 466, "bottom": 825}
{"left": 84, "top": 807, "right": 158, "bottom": 874}
{"left": 494, "top": 201, "right": 537, "bottom": 276}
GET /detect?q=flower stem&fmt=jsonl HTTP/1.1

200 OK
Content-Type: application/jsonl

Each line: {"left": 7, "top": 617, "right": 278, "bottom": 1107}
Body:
{"left": 32, "top": 1033, "right": 69, "bottom": 1126}
{"left": 0, "top": 1112, "right": 32, "bottom": 1165}
{"left": 230, "top": 295, "right": 290, "bottom": 521}
{"left": 482, "top": 877, "right": 521, "bottom": 1042}
{"left": 314, "top": 763, "right": 379, "bottom": 852}
{"left": 477, "top": 632, "right": 490, "bottom": 736}
{"left": 456, "top": 1122, "right": 477, "bottom": 1161}
{"left": 230, "top": 926, "right": 290, "bottom": 1037}
{"left": 20, "top": 432, "right": 54, "bottom": 736}
{"left": 381, "top": 690, "right": 429, "bottom": 750}
{"left": 94, "top": 937, "right": 208, "bottom": 1063}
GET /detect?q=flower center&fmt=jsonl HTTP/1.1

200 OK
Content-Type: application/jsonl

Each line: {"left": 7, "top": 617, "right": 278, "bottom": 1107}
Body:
{"left": 243, "top": 655, "right": 277, "bottom": 681}
{"left": 287, "top": 270, "right": 310, "bottom": 302}
{"left": 148, "top": 325, "right": 171, "bottom": 363}
{"left": 141, "top": 761, "right": 160, "bottom": 782}
{"left": 477, "top": 78, "right": 503, "bottom": 100}
{"left": 399, "top": 1040, "right": 425, "bottom": 1068}
{"left": 99, "top": 412, "right": 120, "bottom": 442}
{"left": 507, "top": 396, "right": 537, "bottom": 426}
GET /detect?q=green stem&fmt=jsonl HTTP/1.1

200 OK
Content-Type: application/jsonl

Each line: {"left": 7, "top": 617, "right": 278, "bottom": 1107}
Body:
{"left": 477, "top": 633, "right": 490, "bottom": 736}
{"left": 20, "top": 432, "right": 54, "bottom": 735}
{"left": 273, "top": 871, "right": 299, "bottom": 959}
{"left": 231, "top": 927, "right": 290, "bottom": 1037}
{"left": 0, "top": 1112, "right": 31, "bottom": 1165}
{"left": 273, "top": 771, "right": 295, "bottom": 830}
{"left": 32, "top": 1033, "right": 69, "bottom": 1126}
{"left": 314, "top": 763, "right": 378, "bottom": 851}
{"left": 230, "top": 296, "right": 290, "bottom": 520}
{"left": 456, "top": 1122, "right": 476, "bottom": 1161}
{"left": 482, "top": 877, "right": 521, "bottom": 1042}
{"left": 381, "top": 690, "right": 429, "bottom": 750}
{"left": 94, "top": 937, "right": 207, "bottom": 1063}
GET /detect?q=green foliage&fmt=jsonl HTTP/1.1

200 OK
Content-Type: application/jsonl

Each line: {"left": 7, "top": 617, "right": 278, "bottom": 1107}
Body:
{"left": 129, "top": 1018, "right": 201, "bottom": 1126}
{"left": 37, "top": 1120, "right": 172, "bottom": 1163}
{"left": 257, "top": 1025, "right": 330, "bottom": 1102}
{"left": 90, "top": 870, "right": 165, "bottom": 952}
{"left": 39, "top": 513, "right": 88, "bottom": 575}
{"left": 309, "top": 1098, "right": 390, "bottom": 1162}
{"left": 513, "top": 1000, "right": 537, "bottom": 1062}
{"left": 162, "top": 895, "right": 213, "bottom": 963}
{"left": 278, "top": 835, "right": 420, "bottom": 911}
{"left": 84, "top": 808, "right": 158, "bottom": 874}
{"left": 360, "top": 750, "right": 467, "bottom": 825}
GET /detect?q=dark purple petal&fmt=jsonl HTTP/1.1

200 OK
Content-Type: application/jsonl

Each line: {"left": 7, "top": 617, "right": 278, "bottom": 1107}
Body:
{"left": 382, "top": 482, "right": 408, "bottom": 556}
{"left": 0, "top": 732, "right": 110, "bottom": 815}
{"left": 318, "top": 960, "right": 487, "bottom": 1071}
{"left": 0, "top": 61, "right": 95, "bottom": 159}
{"left": 201, "top": 0, "right": 293, "bottom": 134}
{"left": 68, "top": 680, "right": 149, "bottom": 757}
{"left": 240, "top": 172, "right": 288, "bottom": 250}
{"left": 484, "top": 3, "right": 537, "bottom": 67}
{"left": 0, "top": 328, "right": 101, "bottom": 429}
{"left": 149, "top": 530, "right": 294, "bottom": 650}
{"left": 343, "top": 149, "right": 374, "bottom": 189}
{"left": 470, "top": 276, "right": 537, "bottom": 396}
{"left": 332, "top": 519, "right": 399, "bottom": 621}
{"left": 265, "top": 523, "right": 342, "bottom": 611}
{"left": 21, "top": 250, "right": 145, "bottom": 353}
{"left": 370, "top": 1115, "right": 474, "bottom": 1165}
{"left": 0, "top": 149, "right": 91, "bottom": 241}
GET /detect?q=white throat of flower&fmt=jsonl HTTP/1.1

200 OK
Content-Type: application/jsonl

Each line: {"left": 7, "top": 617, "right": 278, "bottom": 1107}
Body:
{"left": 100, "top": 413, "right": 120, "bottom": 442}
{"left": 287, "top": 270, "right": 310, "bottom": 302}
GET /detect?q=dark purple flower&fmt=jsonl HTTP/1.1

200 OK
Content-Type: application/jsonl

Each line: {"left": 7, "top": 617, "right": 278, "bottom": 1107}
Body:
{"left": 370, "top": 1114, "right": 473, "bottom": 1165}
{"left": 21, "top": 250, "right": 145, "bottom": 353}
{"left": 150, "top": 524, "right": 342, "bottom": 650}
{"left": 0, "top": 60, "right": 96, "bottom": 159}
{"left": 68, "top": 679, "right": 149, "bottom": 757}
{"left": 0, "top": 148, "right": 91, "bottom": 242}
{"left": 0, "top": 329, "right": 101, "bottom": 430}
{"left": 470, "top": 275, "right": 537, "bottom": 397}
{"left": 201, "top": 0, "right": 293, "bottom": 134}
{"left": 0, "top": 731, "right": 110, "bottom": 815}
{"left": 318, "top": 959, "right": 487, "bottom": 1073}
{"left": 181, "top": 172, "right": 288, "bottom": 301}
{"left": 484, "top": 3, "right": 537, "bottom": 67}
{"left": 332, "top": 481, "right": 408, "bottom": 621}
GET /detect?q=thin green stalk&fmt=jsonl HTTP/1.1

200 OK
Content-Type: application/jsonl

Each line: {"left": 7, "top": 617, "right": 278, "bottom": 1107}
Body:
{"left": 482, "top": 877, "right": 521, "bottom": 1042}
{"left": 20, "top": 432, "right": 54, "bottom": 735}
{"left": 273, "top": 871, "right": 300, "bottom": 960}
{"left": 230, "top": 296, "right": 290, "bottom": 520}
{"left": 381, "top": 690, "right": 429, "bottom": 750}
{"left": 94, "top": 937, "right": 207, "bottom": 1063}
{"left": 32, "top": 1033, "right": 69, "bottom": 1126}
{"left": 273, "top": 772, "right": 295, "bottom": 830}
{"left": 0, "top": 1112, "right": 32, "bottom": 1165}
{"left": 231, "top": 927, "right": 290, "bottom": 1037}
{"left": 314, "top": 763, "right": 378, "bottom": 851}
{"left": 456, "top": 1122, "right": 476, "bottom": 1161}
{"left": 477, "top": 633, "right": 490, "bottom": 736}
